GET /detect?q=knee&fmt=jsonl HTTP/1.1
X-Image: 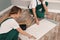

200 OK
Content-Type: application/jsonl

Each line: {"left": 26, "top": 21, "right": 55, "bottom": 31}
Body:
{"left": 45, "top": 1, "right": 48, "bottom": 6}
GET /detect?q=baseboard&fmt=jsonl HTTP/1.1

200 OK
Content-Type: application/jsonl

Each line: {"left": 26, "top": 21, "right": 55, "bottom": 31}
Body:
{"left": 48, "top": 9, "right": 60, "bottom": 13}
{"left": 0, "top": 5, "right": 14, "bottom": 16}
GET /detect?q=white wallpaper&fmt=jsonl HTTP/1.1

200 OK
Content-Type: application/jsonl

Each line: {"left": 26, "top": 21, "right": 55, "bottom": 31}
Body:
{"left": 11, "top": 0, "right": 31, "bottom": 9}
{"left": 46, "top": 0, "right": 60, "bottom": 1}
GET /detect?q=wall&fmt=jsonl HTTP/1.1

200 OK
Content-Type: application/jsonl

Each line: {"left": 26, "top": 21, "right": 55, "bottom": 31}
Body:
{"left": 46, "top": 0, "right": 60, "bottom": 13}
{"left": 0, "top": 0, "right": 11, "bottom": 11}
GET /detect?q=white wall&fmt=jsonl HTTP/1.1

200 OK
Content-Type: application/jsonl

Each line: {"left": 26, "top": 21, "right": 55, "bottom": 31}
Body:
{"left": 0, "top": 0, "right": 11, "bottom": 11}
{"left": 47, "top": 0, "right": 60, "bottom": 13}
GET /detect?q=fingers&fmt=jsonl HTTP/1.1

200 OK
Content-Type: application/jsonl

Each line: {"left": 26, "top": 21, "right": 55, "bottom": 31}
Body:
{"left": 36, "top": 20, "right": 39, "bottom": 25}
{"left": 36, "top": 22, "right": 39, "bottom": 25}
{"left": 31, "top": 36, "right": 36, "bottom": 39}
{"left": 28, "top": 35, "right": 36, "bottom": 39}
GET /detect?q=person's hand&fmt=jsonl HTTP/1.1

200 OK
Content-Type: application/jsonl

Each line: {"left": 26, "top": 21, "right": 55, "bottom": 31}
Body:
{"left": 46, "top": 14, "right": 52, "bottom": 19}
{"left": 36, "top": 18, "right": 39, "bottom": 25}
{"left": 34, "top": 17, "right": 39, "bottom": 25}
{"left": 36, "top": 19, "right": 39, "bottom": 25}
{"left": 28, "top": 35, "right": 36, "bottom": 39}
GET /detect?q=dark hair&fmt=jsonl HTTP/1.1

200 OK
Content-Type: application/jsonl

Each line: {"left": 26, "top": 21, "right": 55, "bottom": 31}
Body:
{"left": 9, "top": 6, "right": 22, "bottom": 16}
{"left": 39, "top": 0, "right": 43, "bottom": 2}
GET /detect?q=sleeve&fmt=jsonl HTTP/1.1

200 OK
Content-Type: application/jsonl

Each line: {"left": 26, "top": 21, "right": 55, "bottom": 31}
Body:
{"left": 43, "top": 1, "right": 45, "bottom": 4}
{"left": 31, "top": 0, "right": 37, "bottom": 8}
{"left": 8, "top": 19, "right": 20, "bottom": 29}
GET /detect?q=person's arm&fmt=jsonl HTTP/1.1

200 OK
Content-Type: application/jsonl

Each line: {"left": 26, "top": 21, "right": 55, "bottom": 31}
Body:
{"left": 32, "top": 8, "right": 39, "bottom": 25}
{"left": 16, "top": 27, "right": 36, "bottom": 39}
{"left": 40, "top": 0, "right": 48, "bottom": 15}
{"left": 43, "top": 4, "right": 51, "bottom": 19}
{"left": 43, "top": 4, "right": 48, "bottom": 15}
{"left": 9, "top": 19, "right": 36, "bottom": 39}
